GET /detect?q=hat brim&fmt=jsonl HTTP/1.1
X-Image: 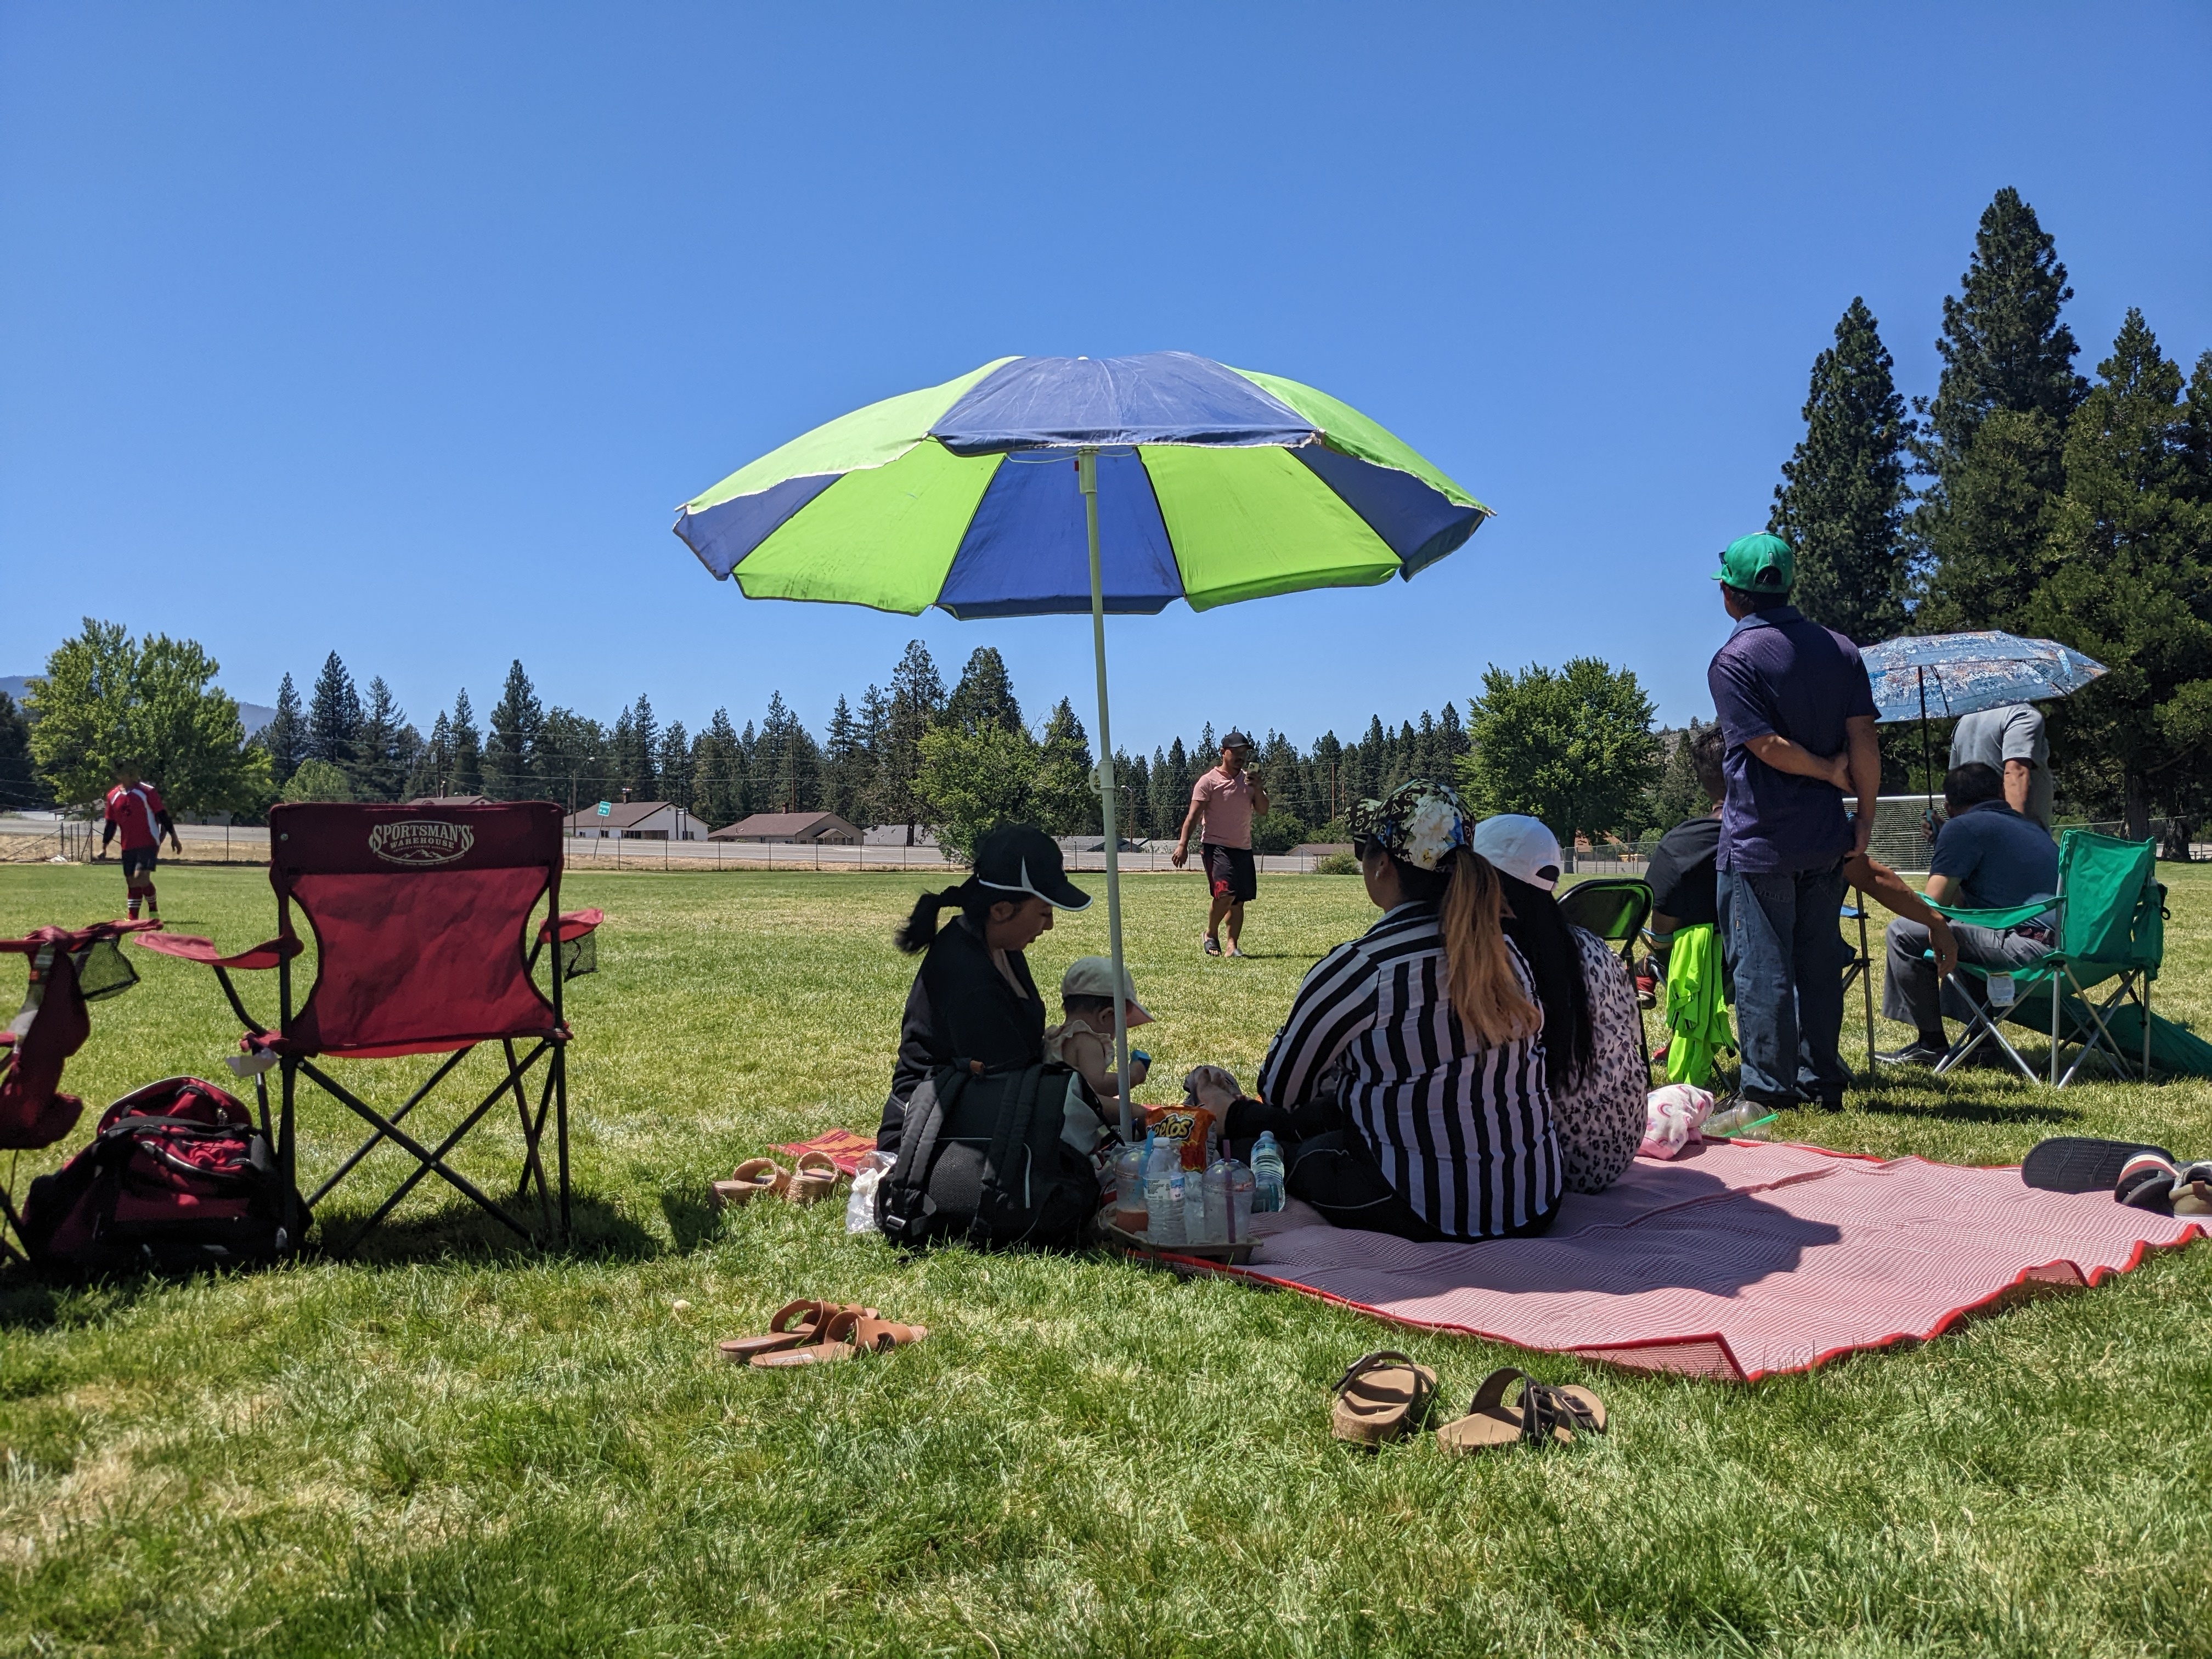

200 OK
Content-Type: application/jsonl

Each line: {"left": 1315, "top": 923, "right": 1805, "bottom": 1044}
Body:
{"left": 976, "top": 860, "right": 1092, "bottom": 911}
{"left": 1126, "top": 999, "right": 1154, "bottom": 1027}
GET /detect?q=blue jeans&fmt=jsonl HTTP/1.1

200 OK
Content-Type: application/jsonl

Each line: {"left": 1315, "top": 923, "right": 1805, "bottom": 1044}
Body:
{"left": 1719, "top": 860, "right": 1851, "bottom": 1103}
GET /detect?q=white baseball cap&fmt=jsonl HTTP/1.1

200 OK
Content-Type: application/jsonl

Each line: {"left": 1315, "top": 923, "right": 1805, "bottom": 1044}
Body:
{"left": 1471, "top": 815, "right": 1563, "bottom": 892}
{"left": 1059, "top": 956, "right": 1153, "bottom": 1025}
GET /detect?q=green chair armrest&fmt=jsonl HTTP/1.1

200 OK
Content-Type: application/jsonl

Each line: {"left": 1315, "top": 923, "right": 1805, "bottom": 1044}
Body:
{"left": 1925, "top": 897, "right": 2056, "bottom": 930}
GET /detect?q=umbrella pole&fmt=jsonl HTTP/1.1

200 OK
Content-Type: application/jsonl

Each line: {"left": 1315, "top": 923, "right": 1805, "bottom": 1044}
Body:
{"left": 1918, "top": 668, "right": 1934, "bottom": 814}
{"left": 1077, "top": 448, "right": 1133, "bottom": 1145}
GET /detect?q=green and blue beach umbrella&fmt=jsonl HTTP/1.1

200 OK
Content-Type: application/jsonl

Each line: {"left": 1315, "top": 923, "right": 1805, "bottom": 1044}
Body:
{"left": 673, "top": 351, "right": 1489, "bottom": 614}
{"left": 673, "top": 349, "right": 1489, "bottom": 1136}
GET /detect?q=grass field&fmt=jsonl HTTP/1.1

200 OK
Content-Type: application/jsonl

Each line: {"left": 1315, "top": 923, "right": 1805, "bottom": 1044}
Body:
{"left": 3, "top": 861, "right": 2210, "bottom": 1657}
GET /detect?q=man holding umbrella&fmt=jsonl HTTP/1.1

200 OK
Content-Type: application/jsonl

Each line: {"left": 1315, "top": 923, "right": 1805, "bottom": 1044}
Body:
{"left": 1173, "top": 731, "right": 1268, "bottom": 957}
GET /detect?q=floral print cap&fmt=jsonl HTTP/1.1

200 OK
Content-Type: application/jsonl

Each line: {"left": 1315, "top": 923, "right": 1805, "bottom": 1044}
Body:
{"left": 1347, "top": 778, "right": 1471, "bottom": 872}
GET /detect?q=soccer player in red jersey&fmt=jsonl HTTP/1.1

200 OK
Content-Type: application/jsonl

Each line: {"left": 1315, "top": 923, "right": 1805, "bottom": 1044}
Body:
{"left": 99, "top": 763, "right": 182, "bottom": 919}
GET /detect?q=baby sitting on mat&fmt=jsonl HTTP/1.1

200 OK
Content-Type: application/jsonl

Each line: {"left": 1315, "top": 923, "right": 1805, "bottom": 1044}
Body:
{"left": 1043, "top": 956, "right": 1153, "bottom": 1101}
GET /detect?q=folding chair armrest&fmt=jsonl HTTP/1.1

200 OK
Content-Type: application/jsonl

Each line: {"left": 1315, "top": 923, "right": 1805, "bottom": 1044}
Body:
{"left": 134, "top": 933, "right": 299, "bottom": 971}
{"left": 1925, "top": 897, "right": 2055, "bottom": 930}
{"left": 540, "top": 909, "right": 604, "bottom": 943}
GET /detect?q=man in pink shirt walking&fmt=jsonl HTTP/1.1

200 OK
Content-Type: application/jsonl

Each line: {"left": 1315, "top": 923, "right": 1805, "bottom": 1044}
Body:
{"left": 1172, "top": 731, "right": 1268, "bottom": 958}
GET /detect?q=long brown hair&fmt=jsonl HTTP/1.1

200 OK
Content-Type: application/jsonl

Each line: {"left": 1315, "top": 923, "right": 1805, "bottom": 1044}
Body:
{"left": 1396, "top": 846, "right": 1542, "bottom": 1048}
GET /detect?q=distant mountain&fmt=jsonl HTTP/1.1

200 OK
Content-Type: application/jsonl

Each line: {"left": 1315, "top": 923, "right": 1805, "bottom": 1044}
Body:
{"left": 2, "top": 676, "right": 276, "bottom": 735}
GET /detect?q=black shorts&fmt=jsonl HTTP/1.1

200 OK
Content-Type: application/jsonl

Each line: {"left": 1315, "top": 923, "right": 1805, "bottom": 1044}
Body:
{"left": 1203, "top": 843, "right": 1256, "bottom": 903}
{"left": 120, "top": 847, "right": 160, "bottom": 879}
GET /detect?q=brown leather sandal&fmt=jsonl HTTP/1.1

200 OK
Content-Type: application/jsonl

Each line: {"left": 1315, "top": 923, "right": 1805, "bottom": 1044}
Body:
{"left": 712, "top": 1158, "right": 788, "bottom": 1210}
{"left": 716, "top": 1299, "right": 871, "bottom": 1364}
{"left": 1330, "top": 1350, "right": 1438, "bottom": 1446}
{"left": 748, "top": 1308, "right": 928, "bottom": 1368}
{"left": 1435, "top": 1367, "right": 1607, "bottom": 1454}
{"left": 786, "top": 1150, "right": 842, "bottom": 1205}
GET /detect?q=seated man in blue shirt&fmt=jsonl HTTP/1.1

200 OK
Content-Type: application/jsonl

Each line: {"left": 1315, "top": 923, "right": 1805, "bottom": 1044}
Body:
{"left": 1877, "top": 761, "right": 2061, "bottom": 1066}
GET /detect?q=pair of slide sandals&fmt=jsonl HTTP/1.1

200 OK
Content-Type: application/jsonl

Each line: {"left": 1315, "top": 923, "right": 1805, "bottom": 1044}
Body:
{"left": 710, "top": 1152, "right": 841, "bottom": 1210}
{"left": 1330, "top": 1350, "right": 1606, "bottom": 1453}
{"left": 718, "top": 1299, "right": 928, "bottom": 1369}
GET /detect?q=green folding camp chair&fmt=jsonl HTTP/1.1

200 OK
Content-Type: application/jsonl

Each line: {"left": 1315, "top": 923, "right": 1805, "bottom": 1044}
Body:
{"left": 1927, "top": 830, "right": 2164, "bottom": 1086}
{"left": 1558, "top": 877, "right": 1655, "bottom": 1076}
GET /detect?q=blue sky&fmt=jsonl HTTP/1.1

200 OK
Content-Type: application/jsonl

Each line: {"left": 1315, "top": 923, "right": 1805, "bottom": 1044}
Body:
{"left": 4, "top": 3, "right": 2209, "bottom": 755}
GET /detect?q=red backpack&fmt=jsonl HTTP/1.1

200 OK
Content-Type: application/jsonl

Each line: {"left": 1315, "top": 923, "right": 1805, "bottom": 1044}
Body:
{"left": 19, "top": 1077, "right": 302, "bottom": 1274}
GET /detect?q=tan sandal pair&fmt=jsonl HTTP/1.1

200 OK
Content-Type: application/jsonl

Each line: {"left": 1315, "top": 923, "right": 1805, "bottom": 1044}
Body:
{"left": 710, "top": 1152, "right": 842, "bottom": 1210}
{"left": 1330, "top": 1352, "right": 1606, "bottom": 1452}
{"left": 716, "top": 1299, "right": 929, "bottom": 1369}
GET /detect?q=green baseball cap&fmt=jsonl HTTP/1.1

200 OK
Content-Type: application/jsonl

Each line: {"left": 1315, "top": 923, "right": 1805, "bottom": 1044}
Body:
{"left": 1713, "top": 532, "right": 1795, "bottom": 593}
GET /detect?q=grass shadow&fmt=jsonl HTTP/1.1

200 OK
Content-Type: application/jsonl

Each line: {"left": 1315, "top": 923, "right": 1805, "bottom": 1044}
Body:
{"left": 323, "top": 1190, "right": 661, "bottom": 1267}
{"left": 1857, "top": 1088, "right": 2079, "bottom": 1127}
{"left": 659, "top": 1182, "right": 725, "bottom": 1254}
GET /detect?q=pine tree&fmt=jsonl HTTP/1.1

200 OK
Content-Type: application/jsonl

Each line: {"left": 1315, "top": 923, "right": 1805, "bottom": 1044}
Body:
{"left": 485, "top": 660, "right": 543, "bottom": 801}
{"left": 535, "top": 708, "right": 607, "bottom": 814}
{"left": 352, "top": 677, "right": 412, "bottom": 802}
{"left": 262, "top": 672, "right": 305, "bottom": 788}
{"left": 657, "top": 720, "right": 692, "bottom": 811}
{"left": 874, "top": 641, "right": 945, "bottom": 840}
{"left": 405, "top": 710, "right": 453, "bottom": 799}
{"left": 1916, "top": 188, "right": 2087, "bottom": 631}
{"left": 943, "top": 646, "right": 1023, "bottom": 735}
{"left": 618, "top": 696, "right": 658, "bottom": 799}
{"left": 449, "top": 690, "right": 483, "bottom": 795}
{"left": 0, "top": 692, "right": 44, "bottom": 810}
{"left": 1644, "top": 719, "right": 1715, "bottom": 834}
{"left": 306, "top": 652, "right": 362, "bottom": 769}
{"left": 1119, "top": 748, "right": 1152, "bottom": 837}
{"left": 695, "top": 708, "right": 746, "bottom": 828}
{"left": 1147, "top": 745, "right": 1175, "bottom": 837}
{"left": 822, "top": 695, "right": 864, "bottom": 822}
{"left": 1769, "top": 298, "right": 1915, "bottom": 644}
{"left": 1033, "top": 697, "right": 1098, "bottom": 834}
{"left": 2024, "top": 313, "right": 2212, "bottom": 837}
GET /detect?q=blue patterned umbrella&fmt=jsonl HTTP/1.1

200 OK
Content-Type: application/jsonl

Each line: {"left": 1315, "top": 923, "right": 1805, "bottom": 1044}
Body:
{"left": 1861, "top": 631, "right": 2107, "bottom": 724}
{"left": 1862, "top": 630, "right": 2108, "bottom": 808}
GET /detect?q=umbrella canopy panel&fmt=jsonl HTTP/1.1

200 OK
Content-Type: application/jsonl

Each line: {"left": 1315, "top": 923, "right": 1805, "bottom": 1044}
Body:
{"left": 1860, "top": 631, "right": 2108, "bottom": 724}
{"left": 674, "top": 351, "right": 1490, "bottom": 617}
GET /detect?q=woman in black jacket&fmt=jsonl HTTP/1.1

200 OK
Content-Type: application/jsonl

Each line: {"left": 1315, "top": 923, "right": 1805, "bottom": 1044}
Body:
{"left": 877, "top": 823, "right": 1093, "bottom": 1149}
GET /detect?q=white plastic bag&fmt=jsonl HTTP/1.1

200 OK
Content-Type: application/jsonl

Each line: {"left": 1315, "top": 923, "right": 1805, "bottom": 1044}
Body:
{"left": 845, "top": 1150, "right": 894, "bottom": 1234}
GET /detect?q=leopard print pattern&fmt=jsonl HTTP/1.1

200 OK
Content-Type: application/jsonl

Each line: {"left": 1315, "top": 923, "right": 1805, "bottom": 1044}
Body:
{"left": 1553, "top": 925, "right": 1648, "bottom": 1194}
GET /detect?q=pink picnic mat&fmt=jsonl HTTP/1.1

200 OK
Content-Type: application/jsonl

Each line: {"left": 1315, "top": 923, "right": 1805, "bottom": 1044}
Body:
{"left": 1214, "top": 1139, "right": 2205, "bottom": 1381}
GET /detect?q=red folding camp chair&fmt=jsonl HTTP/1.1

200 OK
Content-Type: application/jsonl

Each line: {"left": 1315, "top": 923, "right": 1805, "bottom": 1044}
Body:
{"left": 2, "top": 919, "right": 159, "bottom": 1261}
{"left": 138, "top": 802, "right": 601, "bottom": 1254}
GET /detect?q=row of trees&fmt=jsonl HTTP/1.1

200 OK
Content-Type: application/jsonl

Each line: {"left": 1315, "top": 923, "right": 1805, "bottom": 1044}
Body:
{"left": 1766, "top": 187, "right": 2212, "bottom": 835}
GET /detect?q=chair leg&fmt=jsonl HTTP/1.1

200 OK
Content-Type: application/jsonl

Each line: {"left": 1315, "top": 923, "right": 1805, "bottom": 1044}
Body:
{"left": 0, "top": 1184, "right": 29, "bottom": 1264}
{"left": 555, "top": 1039, "right": 571, "bottom": 1244}
{"left": 504, "top": 1037, "right": 549, "bottom": 1209}
{"left": 1858, "top": 913, "right": 1876, "bottom": 1078}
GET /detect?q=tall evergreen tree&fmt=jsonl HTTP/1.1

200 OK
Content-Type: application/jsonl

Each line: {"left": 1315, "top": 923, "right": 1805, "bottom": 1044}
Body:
{"left": 657, "top": 720, "right": 693, "bottom": 811}
{"left": 943, "top": 646, "right": 1024, "bottom": 735}
{"left": 694, "top": 708, "right": 746, "bottom": 828}
{"left": 306, "top": 652, "right": 362, "bottom": 769}
{"left": 405, "top": 710, "right": 453, "bottom": 799}
{"left": 873, "top": 641, "right": 944, "bottom": 840}
{"left": 617, "top": 695, "right": 658, "bottom": 799}
{"left": 352, "top": 676, "right": 414, "bottom": 802}
{"left": 261, "top": 672, "right": 305, "bottom": 788}
{"left": 1770, "top": 297, "right": 1915, "bottom": 643}
{"left": 0, "top": 692, "right": 45, "bottom": 810}
{"left": 822, "top": 695, "right": 865, "bottom": 822}
{"left": 448, "top": 690, "right": 483, "bottom": 795}
{"left": 1033, "top": 697, "right": 1099, "bottom": 834}
{"left": 1916, "top": 188, "right": 2087, "bottom": 631}
{"left": 2024, "top": 314, "right": 2212, "bottom": 837}
{"left": 485, "top": 660, "right": 544, "bottom": 801}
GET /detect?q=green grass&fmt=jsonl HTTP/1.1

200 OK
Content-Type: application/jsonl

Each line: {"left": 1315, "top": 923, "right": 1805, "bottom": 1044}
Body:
{"left": 3, "top": 862, "right": 2210, "bottom": 1657}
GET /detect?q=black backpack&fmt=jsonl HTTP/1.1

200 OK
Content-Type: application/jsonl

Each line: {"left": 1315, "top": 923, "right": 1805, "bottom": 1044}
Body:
{"left": 19, "top": 1077, "right": 303, "bottom": 1276}
{"left": 877, "top": 1061, "right": 1107, "bottom": 1251}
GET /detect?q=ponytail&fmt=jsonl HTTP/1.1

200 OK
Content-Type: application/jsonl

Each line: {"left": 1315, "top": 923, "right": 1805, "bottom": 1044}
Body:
{"left": 1402, "top": 847, "right": 1542, "bottom": 1048}
{"left": 894, "top": 880, "right": 991, "bottom": 955}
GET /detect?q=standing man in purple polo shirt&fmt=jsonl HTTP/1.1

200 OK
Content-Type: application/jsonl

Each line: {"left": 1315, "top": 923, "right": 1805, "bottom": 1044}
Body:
{"left": 1707, "top": 533, "right": 1880, "bottom": 1112}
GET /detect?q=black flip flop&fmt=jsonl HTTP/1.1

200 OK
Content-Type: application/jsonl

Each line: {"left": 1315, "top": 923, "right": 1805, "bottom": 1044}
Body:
{"left": 2021, "top": 1137, "right": 2172, "bottom": 1194}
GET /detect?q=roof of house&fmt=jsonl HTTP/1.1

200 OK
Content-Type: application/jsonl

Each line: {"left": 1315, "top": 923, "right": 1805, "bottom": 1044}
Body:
{"left": 710, "top": 811, "right": 859, "bottom": 839}
{"left": 562, "top": 800, "right": 676, "bottom": 830}
{"left": 408, "top": 794, "right": 494, "bottom": 808}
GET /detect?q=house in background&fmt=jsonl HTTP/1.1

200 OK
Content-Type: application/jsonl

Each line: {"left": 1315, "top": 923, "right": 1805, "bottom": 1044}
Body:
{"left": 408, "top": 794, "right": 494, "bottom": 808}
{"left": 563, "top": 800, "right": 700, "bottom": 840}
{"left": 710, "top": 811, "right": 861, "bottom": 845}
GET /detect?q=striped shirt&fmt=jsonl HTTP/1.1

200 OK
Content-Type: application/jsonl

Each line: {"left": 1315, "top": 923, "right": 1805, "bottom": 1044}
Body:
{"left": 1257, "top": 901, "right": 1561, "bottom": 1239}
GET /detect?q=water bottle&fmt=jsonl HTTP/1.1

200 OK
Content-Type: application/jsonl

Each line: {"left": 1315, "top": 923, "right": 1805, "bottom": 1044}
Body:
{"left": 1220, "top": 1159, "right": 1256, "bottom": 1242}
{"left": 1250, "top": 1132, "right": 1286, "bottom": 1212}
{"left": 1113, "top": 1140, "right": 1149, "bottom": 1234}
{"left": 1198, "top": 1160, "right": 1227, "bottom": 1244}
{"left": 1144, "top": 1133, "right": 1184, "bottom": 1246}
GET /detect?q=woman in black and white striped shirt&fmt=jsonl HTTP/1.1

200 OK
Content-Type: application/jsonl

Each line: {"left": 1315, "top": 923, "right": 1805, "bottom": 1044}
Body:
{"left": 1256, "top": 781, "right": 1584, "bottom": 1242}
